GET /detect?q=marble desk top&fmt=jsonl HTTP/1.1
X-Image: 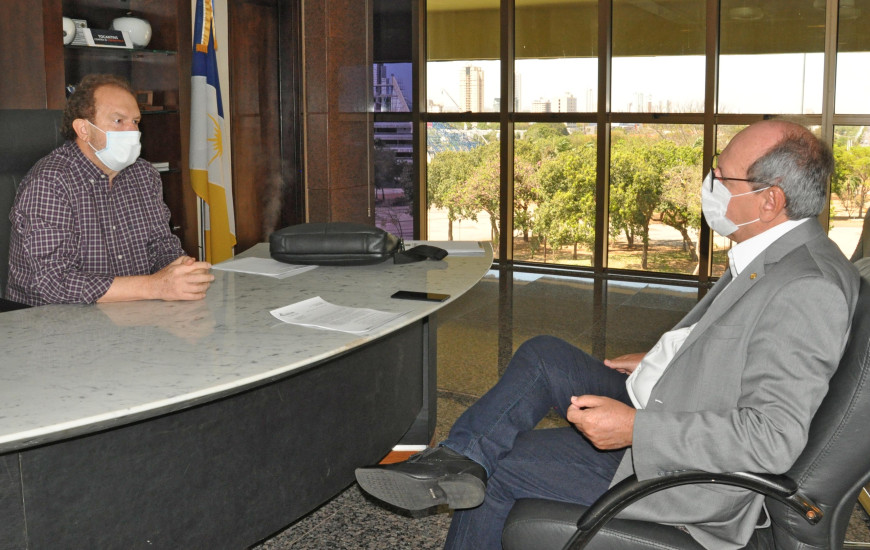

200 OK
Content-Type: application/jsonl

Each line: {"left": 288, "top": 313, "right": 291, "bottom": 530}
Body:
{"left": 0, "top": 242, "right": 492, "bottom": 454}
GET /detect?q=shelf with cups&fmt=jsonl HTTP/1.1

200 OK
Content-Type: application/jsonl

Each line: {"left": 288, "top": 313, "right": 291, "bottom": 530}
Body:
{"left": 62, "top": 11, "right": 155, "bottom": 49}
{"left": 54, "top": 1, "right": 198, "bottom": 254}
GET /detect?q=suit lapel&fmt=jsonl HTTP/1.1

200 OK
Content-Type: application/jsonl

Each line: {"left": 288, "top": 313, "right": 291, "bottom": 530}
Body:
{"left": 675, "top": 270, "right": 732, "bottom": 329}
{"left": 669, "top": 220, "right": 824, "bottom": 363}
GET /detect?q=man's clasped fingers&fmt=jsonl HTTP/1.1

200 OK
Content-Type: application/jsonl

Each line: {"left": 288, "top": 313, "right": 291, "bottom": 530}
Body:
{"left": 567, "top": 395, "right": 635, "bottom": 450}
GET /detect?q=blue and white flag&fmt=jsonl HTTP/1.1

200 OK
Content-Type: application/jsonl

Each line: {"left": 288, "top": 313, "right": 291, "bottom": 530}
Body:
{"left": 190, "top": 0, "right": 235, "bottom": 263}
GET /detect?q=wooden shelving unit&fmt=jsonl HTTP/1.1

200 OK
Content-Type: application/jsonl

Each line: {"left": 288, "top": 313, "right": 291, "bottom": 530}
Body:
{"left": 19, "top": 0, "right": 200, "bottom": 253}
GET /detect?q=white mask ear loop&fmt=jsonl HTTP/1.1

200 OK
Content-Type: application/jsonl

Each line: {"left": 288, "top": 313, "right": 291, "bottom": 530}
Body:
{"left": 731, "top": 185, "right": 771, "bottom": 228}
{"left": 86, "top": 121, "right": 104, "bottom": 150}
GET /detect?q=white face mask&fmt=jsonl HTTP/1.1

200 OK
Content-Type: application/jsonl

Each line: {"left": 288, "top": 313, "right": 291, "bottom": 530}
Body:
{"left": 701, "top": 171, "right": 769, "bottom": 237}
{"left": 87, "top": 121, "right": 141, "bottom": 172}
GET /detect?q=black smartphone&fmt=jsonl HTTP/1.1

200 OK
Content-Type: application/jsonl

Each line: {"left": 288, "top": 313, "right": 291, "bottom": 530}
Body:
{"left": 391, "top": 290, "right": 451, "bottom": 302}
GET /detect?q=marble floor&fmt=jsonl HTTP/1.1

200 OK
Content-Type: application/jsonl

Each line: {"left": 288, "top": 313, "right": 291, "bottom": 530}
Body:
{"left": 252, "top": 268, "right": 870, "bottom": 549}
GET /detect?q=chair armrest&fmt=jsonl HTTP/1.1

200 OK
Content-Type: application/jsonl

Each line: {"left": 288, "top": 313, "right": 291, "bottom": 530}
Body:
{"left": 564, "top": 470, "right": 822, "bottom": 550}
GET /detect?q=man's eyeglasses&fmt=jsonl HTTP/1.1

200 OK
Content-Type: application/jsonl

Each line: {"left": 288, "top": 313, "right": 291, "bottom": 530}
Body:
{"left": 708, "top": 154, "right": 772, "bottom": 191}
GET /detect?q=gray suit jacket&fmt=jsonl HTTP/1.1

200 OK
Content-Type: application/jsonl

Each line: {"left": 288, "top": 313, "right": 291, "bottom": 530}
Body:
{"left": 612, "top": 220, "right": 860, "bottom": 549}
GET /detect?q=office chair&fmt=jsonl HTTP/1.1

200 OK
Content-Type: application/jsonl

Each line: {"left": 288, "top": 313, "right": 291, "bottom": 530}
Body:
{"left": 0, "top": 109, "right": 64, "bottom": 310}
{"left": 503, "top": 276, "right": 870, "bottom": 550}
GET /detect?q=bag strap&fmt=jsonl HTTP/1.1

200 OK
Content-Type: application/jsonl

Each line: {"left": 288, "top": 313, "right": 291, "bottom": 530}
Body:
{"left": 394, "top": 244, "right": 448, "bottom": 264}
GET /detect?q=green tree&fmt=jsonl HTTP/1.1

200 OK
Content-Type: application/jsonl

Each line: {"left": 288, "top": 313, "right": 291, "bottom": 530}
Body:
{"left": 427, "top": 149, "right": 478, "bottom": 240}
{"left": 513, "top": 123, "right": 570, "bottom": 243}
{"left": 610, "top": 136, "right": 701, "bottom": 270}
{"left": 533, "top": 138, "right": 598, "bottom": 261}
{"left": 659, "top": 163, "right": 703, "bottom": 262}
{"left": 464, "top": 142, "right": 501, "bottom": 242}
{"left": 610, "top": 137, "right": 663, "bottom": 269}
{"left": 833, "top": 143, "right": 870, "bottom": 219}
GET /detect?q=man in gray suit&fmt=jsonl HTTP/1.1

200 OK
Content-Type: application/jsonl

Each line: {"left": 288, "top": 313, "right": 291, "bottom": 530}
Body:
{"left": 356, "top": 120, "right": 860, "bottom": 549}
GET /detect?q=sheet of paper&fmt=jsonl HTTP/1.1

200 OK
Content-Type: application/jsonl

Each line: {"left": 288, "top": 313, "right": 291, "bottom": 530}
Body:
{"left": 271, "top": 297, "right": 410, "bottom": 334}
{"left": 212, "top": 257, "right": 317, "bottom": 279}
{"left": 404, "top": 240, "right": 485, "bottom": 256}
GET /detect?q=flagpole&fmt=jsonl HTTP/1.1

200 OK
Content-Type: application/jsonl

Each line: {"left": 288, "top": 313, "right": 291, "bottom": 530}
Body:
{"left": 197, "top": 197, "right": 205, "bottom": 261}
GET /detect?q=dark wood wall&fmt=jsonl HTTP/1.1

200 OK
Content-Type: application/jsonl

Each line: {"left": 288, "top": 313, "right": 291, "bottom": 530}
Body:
{"left": 0, "top": 0, "right": 65, "bottom": 110}
{"left": 228, "top": 0, "right": 304, "bottom": 253}
{"left": 302, "top": 0, "right": 375, "bottom": 225}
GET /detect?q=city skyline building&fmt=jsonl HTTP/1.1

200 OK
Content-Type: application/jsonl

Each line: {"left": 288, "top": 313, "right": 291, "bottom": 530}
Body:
{"left": 373, "top": 64, "right": 410, "bottom": 113}
{"left": 554, "top": 92, "right": 578, "bottom": 113}
{"left": 373, "top": 63, "right": 413, "bottom": 162}
{"left": 459, "top": 64, "right": 485, "bottom": 112}
{"left": 531, "top": 98, "right": 552, "bottom": 113}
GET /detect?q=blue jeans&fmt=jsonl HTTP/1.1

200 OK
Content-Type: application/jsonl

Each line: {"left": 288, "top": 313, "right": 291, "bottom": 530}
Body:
{"left": 441, "top": 335, "right": 632, "bottom": 549}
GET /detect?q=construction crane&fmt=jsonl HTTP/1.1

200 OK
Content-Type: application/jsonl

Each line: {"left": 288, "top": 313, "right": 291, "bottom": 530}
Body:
{"left": 439, "top": 88, "right": 465, "bottom": 112}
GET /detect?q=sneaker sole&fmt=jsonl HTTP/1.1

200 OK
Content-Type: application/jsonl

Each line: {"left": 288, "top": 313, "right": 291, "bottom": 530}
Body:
{"left": 355, "top": 468, "right": 485, "bottom": 511}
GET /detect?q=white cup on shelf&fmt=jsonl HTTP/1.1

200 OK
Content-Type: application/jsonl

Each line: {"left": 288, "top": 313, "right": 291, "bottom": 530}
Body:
{"left": 62, "top": 17, "right": 76, "bottom": 45}
{"left": 111, "top": 16, "right": 152, "bottom": 48}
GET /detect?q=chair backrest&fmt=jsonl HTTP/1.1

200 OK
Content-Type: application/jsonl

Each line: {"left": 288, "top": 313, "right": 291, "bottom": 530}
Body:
{"left": 766, "top": 276, "right": 870, "bottom": 548}
{"left": 0, "top": 110, "right": 64, "bottom": 296}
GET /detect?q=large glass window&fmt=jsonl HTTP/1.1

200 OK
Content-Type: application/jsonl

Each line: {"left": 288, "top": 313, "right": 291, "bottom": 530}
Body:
{"left": 428, "top": 61, "right": 499, "bottom": 113}
{"left": 829, "top": 1, "right": 870, "bottom": 259}
{"left": 513, "top": 123, "right": 597, "bottom": 266}
{"left": 612, "top": 0, "right": 705, "bottom": 113}
{"left": 835, "top": 0, "right": 870, "bottom": 115}
{"left": 427, "top": 0, "right": 499, "bottom": 113}
{"left": 426, "top": 0, "right": 501, "bottom": 257}
{"left": 373, "top": 0, "right": 414, "bottom": 240}
{"left": 607, "top": 124, "right": 704, "bottom": 275}
{"left": 719, "top": 0, "right": 825, "bottom": 114}
{"left": 515, "top": 0, "right": 598, "bottom": 113}
{"left": 830, "top": 126, "right": 870, "bottom": 257}
{"left": 427, "top": 122, "right": 501, "bottom": 255}
{"left": 380, "top": 1, "right": 870, "bottom": 281}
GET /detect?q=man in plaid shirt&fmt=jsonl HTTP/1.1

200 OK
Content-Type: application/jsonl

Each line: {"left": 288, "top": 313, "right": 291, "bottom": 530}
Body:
{"left": 5, "top": 74, "right": 213, "bottom": 307}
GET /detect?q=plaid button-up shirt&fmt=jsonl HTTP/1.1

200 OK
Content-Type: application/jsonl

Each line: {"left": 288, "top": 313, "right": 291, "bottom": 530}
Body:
{"left": 6, "top": 141, "right": 184, "bottom": 306}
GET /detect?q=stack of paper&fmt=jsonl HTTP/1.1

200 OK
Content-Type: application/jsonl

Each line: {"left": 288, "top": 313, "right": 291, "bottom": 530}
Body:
{"left": 212, "top": 257, "right": 316, "bottom": 279}
{"left": 271, "top": 297, "right": 409, "bottom": 334}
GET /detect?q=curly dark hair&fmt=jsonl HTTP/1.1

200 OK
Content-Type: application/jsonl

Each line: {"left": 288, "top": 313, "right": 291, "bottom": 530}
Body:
{"left": 61, "top": 74, "right": 135, "bottom": 141}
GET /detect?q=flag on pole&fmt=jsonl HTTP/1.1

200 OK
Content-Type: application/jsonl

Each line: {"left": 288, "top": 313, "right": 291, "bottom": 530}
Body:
{"left": 190, "top": 0, "right": 236, "bottom": 263}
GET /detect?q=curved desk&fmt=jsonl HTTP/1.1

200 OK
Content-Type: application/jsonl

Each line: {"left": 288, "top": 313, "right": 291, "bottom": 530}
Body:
{"left": 0, "top": 242, "right": 492, "bottom": 549}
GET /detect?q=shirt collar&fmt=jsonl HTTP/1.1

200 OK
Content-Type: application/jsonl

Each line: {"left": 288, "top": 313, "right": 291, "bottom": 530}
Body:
{"left": 64, "top": 140, "right": 116, "bottom": 187}
{"left": 728, "top": 218, "right": 809, "bottom": 277}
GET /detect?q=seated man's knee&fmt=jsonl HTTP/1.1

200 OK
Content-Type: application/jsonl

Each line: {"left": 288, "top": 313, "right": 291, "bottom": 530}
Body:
{"left": 515, "top": 335, "right": 575, "bottom": 365}
{"left": 517, "top": 334, "right": 567, "bottom": 354}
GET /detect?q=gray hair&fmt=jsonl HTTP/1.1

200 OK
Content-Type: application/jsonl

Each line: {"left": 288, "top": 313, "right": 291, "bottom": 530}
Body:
{"left": 747, "top": 129, "right": 833, "bottom": 219}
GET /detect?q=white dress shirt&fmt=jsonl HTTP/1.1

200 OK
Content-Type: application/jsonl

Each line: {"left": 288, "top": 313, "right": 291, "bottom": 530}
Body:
{"left": 626, "top": 218, "right": 809, "bottom": 409}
